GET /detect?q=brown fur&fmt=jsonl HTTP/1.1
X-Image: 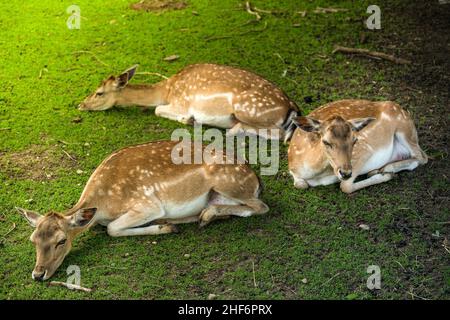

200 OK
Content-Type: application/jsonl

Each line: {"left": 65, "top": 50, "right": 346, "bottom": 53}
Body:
{"left": 19, "top": 140, "right": 268, "bottom": 280}
{"left": 79, "top": 64, "right": 299, "bottom": 140}
{"left": 288, "top": 99, "right": 427, "bottom": 193}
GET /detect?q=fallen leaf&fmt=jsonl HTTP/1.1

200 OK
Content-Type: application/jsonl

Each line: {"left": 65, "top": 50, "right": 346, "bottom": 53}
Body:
{"left": 164, "top": 54, "right": 179, "bottom": 61}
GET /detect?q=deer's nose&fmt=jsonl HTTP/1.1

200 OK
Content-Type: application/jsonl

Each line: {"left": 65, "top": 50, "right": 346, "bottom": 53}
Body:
{"left": 338, "top": 169, "right": 352, "bottom": 180}
{"left": 32, "top": 270, "right": 46, "bottom": 281}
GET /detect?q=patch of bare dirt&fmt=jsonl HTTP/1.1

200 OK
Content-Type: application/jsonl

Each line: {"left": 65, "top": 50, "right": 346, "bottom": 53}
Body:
{"left": 130, "top": 0, "right": 187, "bottom": 12}
{"left": 0, "top": 144, "right": 78, "bottom": 181}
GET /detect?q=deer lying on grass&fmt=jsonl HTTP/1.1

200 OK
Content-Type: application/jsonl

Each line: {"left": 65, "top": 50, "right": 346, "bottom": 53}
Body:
{"left": 79, "top": 63, "right": 300, "bottom": 141}
{"left": 17, "top": 140, "right": 269, "bottom": 281}
{"left": 288, "top": 99, "right": 428, "bottom": 193}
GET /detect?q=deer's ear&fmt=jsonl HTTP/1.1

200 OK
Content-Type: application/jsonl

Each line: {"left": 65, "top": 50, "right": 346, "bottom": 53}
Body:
{"left": 115, "top": 65, "right": 138, "bottom": 88}
{"left": 16, "top": 208, "right": 43, "bottom": 228}
{"left": 292, "top": 116, "right": 321, "bottom": 132}
{"left": 349, "top": 117, "right": 375, "bottom": 132}
{"left": 70, "top": 208, "right": 97, "bottom": 228}
{"left": 123, "top": 64, "right": 138, "bottom": 80}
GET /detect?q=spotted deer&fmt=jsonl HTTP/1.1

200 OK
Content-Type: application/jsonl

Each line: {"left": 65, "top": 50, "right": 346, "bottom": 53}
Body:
{"left": 288, "top": 99, "right": 428, "bottom": 193}
{"left": 79, "top": 63, "right": 300, "bottom": 141}
{"left": 17, "top": 140, "right": 269, "bottom": 281}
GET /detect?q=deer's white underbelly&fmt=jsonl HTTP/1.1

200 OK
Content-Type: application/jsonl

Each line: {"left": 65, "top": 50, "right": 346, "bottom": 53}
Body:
{"left": 163, "top": 192, "right": 209, "bottom": 219}
{"left": 360, "top": 142, "right": 394, "bottom": 174}
{"left": 189, "top": 109, "right": 235, "bottom": 128}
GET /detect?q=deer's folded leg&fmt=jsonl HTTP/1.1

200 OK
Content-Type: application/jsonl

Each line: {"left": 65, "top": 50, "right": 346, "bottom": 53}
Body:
{"left": 155, "top": 104, "right": 193, "bottom": 125}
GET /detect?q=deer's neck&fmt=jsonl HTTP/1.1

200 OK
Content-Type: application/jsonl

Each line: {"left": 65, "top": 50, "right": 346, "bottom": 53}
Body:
{"left": 116, "top": 82, "right": 170, "bottom": 107}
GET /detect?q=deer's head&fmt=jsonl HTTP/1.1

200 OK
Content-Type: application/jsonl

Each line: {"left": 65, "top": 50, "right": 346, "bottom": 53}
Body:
{"left": 78, "top": 65, "right": 138, "bottom": 111}
{"left": 17, "top": 207, "right": 97, "bottom": 281}
{"left": 294, "top": 115, "right": 374, "bottom": 180}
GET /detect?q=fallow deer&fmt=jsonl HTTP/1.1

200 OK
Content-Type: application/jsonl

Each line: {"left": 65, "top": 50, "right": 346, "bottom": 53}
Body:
{"left": 79, "top": 63, "right": 300, "bottom": 141}
{"left": 17, "top": 140, "right": 269, "bottom": 281}
{"left": 288, "top": 99, "right": 428, "bottom": 193}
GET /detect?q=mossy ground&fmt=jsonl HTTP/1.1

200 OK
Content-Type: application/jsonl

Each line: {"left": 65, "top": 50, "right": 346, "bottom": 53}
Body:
{"left": 0, "top": 0, "right": 448, "bottom": 299}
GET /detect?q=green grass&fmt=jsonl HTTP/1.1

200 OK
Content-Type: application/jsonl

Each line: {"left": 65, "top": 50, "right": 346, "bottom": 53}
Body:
{"left": 0, "top": 0, "right": 448, "bottom": 299}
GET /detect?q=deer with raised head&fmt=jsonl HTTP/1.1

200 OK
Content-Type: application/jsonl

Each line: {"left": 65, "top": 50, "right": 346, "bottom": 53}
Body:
{"left": 288, "top": 99, "right": 428, "bottom": 193}
{"left": 17, "top": 140, "right": 269, "bottom": 281}
{"left": 79, "top": 63, "right": 300, "bottom": 141}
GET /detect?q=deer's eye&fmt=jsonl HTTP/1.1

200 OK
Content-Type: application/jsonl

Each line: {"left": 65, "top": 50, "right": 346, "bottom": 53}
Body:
{"left": 95, "top": 92, "right": 104, "bottom": 97}
{"left": 353, "top": 138, "right": 358, "bottom": 145}
{"left": 56, "top": 239, "right": 67, "bottom": 247}
{"left": 323, "top": 140, "right": 332, "bottom": 148}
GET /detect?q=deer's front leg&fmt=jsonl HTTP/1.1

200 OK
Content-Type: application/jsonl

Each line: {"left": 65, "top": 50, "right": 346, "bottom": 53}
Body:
{"left": 340, "top": 173, "right": 394, "bottom": 194}
{"left": 107, "top": 203, "right": 177, "bottom": 237}
{"left": 155, "top": 104, "right": 193, "bottom": 125}
{"left": 290, "top": 172, "right": 309, "bottom": 189}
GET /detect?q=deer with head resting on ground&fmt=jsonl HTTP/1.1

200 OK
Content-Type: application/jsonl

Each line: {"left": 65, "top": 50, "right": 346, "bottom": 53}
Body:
{"left": 79, "top": 63, "right": 300, "bottom": 141}
{"left": 17, "top": 140, "right": 269, "bottom": 281}
{"left": 288, "top": 99, "right": 428, "bottom": 193}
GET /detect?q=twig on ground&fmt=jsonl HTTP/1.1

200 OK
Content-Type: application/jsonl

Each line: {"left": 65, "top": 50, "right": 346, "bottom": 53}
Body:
{"left": 245, "top": 2, "right": 261, "bottom": 21}
{"left": 295, "top": 7, "right": 346, "bottom": 17}
{"left": 61, "top": 149, "right": 77, "bottom": 162}
{"left": 0, "top": 223, "right": 16, "bottom": 245}
{"left": 406, "top": 288, "right": 429, "bottom": 300}
{"left": 87, "top": 265, "right": 128, "bottom": 270}
{"left": 0, "top": 128, "right": 11, "bottom": 131}
{"left": 320, "top": 272, "right": 341, "bottom": 287}
{"left": 73, "top": 50, "right": 109, "bottom": 66}
{"left": 253, "top": 7, "right": 274, "bottom": 14}
{"left": 205, "top": 21, "right": 267, "bottom": 42}
{"left": 274, "top": 52, "right": 285, "bottom": 64}
{"left": 49, "top": 281, "right": 92, "bottom": 292}
{"left": 252, "top": 260, "right": 257, "bottom": 288}
{"left": 394, "top": 260, "right": 406, "bottom": 270}
{"left": 136, "top": 72, "right": 169, "bottom": 80}
{"left": 333, "top": 45, "right": 412, "bottom": 64}
{"left": 314, "top": 7, "right": 348, "bottom": 14}
{"left": 57, "top": 140, "right": 81, "bottom": 145}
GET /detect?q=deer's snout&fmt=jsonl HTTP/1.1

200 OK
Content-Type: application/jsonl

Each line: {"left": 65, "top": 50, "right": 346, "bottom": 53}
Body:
{"left": 338, "top": 168, "right": 352, "bottom": 180}
{"left": 32, "top": 267, "right": 47, "bottom": 281}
